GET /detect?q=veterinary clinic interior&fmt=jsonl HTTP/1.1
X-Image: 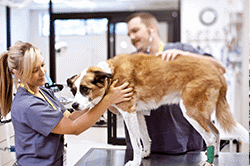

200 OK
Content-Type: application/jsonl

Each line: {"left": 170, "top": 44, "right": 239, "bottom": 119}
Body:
{"left": 0, "top": 0, "right": 249, "bottom": 165}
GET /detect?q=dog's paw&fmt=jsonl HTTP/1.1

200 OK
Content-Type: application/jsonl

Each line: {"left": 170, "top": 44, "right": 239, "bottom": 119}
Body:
{"left": 141, "top": 149, "right": 150, "bottom": 159}
{"left": 198, "top": 161, "right": 213, "bottom": 166}
{"left": 124, "top": 160, "right": 140, "bottom": 166}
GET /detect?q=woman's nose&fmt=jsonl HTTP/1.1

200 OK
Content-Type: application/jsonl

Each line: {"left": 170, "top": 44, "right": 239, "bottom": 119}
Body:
{"left": 39, "top": 67, "right": 46, "bottom": 75}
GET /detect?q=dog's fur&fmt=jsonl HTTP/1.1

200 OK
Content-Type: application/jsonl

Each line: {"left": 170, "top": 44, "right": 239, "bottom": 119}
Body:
{"left": 67, "top": 53, "right": 248, "bottom": 166}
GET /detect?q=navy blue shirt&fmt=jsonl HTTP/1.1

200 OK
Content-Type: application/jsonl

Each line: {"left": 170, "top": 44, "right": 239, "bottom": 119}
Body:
{"left": 11, "top": 86, "right": 66, "bottom": 166}
{"left": 125, "top": 42, "right": 211, "bottom": 154}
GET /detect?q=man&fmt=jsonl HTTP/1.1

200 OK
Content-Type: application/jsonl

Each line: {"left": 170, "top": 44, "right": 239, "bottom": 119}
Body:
{"left": 124, "top": 12, "right": 225, "bottom": 155}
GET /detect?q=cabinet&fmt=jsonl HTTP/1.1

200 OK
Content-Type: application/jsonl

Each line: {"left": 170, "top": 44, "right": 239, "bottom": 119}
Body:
{"left": 0, "top": 122, "right": 16, "bottom": 166}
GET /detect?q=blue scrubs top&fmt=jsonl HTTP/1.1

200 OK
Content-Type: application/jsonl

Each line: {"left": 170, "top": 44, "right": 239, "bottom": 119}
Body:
{"left": 11, "top": 86, "right": 66, "bottom": 166}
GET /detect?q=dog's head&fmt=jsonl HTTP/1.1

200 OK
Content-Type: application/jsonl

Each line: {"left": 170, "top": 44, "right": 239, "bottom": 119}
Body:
{"left": 67, "top": 66, "right": 113, "bottom": 111}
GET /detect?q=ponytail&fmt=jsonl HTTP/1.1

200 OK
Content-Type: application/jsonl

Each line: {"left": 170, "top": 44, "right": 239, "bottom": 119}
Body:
{"left": 0, "top": 51, "right": 13, "bottom": 117}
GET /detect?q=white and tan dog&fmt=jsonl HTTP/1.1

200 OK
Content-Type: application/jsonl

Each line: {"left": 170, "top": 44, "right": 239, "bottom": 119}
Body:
{"left": 67, "top": 53, "right": 248, "bottom": 166}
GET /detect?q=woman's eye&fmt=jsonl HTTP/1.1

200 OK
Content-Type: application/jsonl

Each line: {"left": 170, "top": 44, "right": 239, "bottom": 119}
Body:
{"left": 32, "top": 63, "right": 45, "bottom": 73}
{"left": 32, "top": 69, "right": 38, "bottom": 73}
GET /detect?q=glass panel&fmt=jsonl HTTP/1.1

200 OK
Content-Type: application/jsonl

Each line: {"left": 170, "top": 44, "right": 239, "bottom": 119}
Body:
{"left": 115, "top": 22, "right": 128, "bottom": 35}
{"left": 86, "top": 18, "right": 108, "bottom": 35}
{"left": 55, "top": 18, "right": 108, "bottom": 84}
{"left": 41, "top": 13, "right": 108, "bottom": 36}
{"left": 55, "top": 19, "right": 86, "bottom": 36}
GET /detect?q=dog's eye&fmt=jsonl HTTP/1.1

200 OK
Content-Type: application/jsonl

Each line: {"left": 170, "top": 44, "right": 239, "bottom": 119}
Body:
{"left": 80, "top": 85, "right": 90, "bottom": 94}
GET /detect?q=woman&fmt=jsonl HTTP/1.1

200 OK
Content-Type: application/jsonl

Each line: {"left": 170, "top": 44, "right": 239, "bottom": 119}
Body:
{"left": 0, "top": 41, "right": 133, "bottom": 166}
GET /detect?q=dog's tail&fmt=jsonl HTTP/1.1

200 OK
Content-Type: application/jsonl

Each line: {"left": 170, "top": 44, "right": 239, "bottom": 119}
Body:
{"left": 215, "top": 76, "right": 248, "bottom": 143}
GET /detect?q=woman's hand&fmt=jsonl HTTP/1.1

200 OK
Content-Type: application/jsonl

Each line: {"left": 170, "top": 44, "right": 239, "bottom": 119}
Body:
{"left": 104, "top": 80, "right": 133, "bottom": 105}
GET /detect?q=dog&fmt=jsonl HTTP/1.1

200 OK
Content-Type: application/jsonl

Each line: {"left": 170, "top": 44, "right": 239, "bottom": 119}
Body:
{"left": 67, "top": 53, "right": 248, "bottom": 166}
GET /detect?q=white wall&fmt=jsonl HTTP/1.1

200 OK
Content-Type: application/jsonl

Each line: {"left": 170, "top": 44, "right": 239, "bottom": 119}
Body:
{"left": 0, "top": 7, "right": 6, "bottom": 52}
{"left": 11, "top": 8, "right": 30, "bottom": 45}
{"left": 56, "top": 35, "right": 108, "bottom": 84}
{"left": 29, "top": 10, "right": 50, "bottom": 77}
{"left": 0, "top": 6, "right": 30, "bottom": 52}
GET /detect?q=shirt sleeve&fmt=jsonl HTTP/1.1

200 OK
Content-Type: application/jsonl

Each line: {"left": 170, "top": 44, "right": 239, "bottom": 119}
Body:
{"left": 24, "top": 99, "right": 63, "bottom": 137}
{"left": 181, "top": 43, "right": 212, "bottom": 57}
{"left": 165, "top": 42, "right": 213, "bottom": 57}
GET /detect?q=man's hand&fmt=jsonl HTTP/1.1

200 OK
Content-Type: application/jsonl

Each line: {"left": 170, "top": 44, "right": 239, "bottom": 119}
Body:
{"left": 156, "top": 49, "right": 187, "bottom": 62}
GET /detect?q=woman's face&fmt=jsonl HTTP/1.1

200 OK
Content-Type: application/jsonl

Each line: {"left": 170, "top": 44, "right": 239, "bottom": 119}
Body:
{"left": 26, "top": 53, "right": 47, "bottom": 91}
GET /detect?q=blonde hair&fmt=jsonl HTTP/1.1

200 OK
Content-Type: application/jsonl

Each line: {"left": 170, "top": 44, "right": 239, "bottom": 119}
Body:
{"left": 0, "top": 41, "right": 41, "bottom": 117}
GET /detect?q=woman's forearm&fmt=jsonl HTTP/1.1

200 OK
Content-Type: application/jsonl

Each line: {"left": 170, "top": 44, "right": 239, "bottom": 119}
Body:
{"left": 71, "top": 97, "right": 111, "bottom": 135}
{"left": 66, "top": 109, "right": 89, "bottom": 120}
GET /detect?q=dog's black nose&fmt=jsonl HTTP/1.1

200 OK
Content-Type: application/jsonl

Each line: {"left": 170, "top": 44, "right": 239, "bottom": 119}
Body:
{"left": 72, "top": 102, "right": 79, "bottom": 110}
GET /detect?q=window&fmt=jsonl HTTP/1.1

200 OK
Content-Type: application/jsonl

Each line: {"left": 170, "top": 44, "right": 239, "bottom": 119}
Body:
{"left": 115, "top": 22, "right": 128, "bottom": 35}
{"left": 41, "top": 13, "right": 108, "bottom": 36}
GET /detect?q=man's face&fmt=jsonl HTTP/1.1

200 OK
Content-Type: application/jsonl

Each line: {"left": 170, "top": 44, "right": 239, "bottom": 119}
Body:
{"left": 127, "top": 17, "right": 151, "bottom": 53}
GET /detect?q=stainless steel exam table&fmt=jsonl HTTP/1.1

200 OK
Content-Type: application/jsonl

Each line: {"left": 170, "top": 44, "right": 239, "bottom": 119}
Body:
{"left": 74, "top": 148, "right": 248, "bottom": 166}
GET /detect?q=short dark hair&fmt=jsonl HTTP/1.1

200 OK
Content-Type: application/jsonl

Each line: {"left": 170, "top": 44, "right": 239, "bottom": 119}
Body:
{"left": 125, "top": 12, "right": 158, "bottom": 28}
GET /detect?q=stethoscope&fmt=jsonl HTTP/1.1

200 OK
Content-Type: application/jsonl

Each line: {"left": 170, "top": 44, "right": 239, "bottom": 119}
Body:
{"left": 143, "top": 30, "right": 164, "bottom": 54}
{"left": 146, "top": 30, "right": 154, "bottom": 54}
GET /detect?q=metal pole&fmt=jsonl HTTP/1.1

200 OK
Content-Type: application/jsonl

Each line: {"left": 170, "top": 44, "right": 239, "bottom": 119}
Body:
{"left": 49, "top": 0, "right": 56, "bottom": 83}
{"left": 6, "top": 6, "right": 11, "bottom": 49}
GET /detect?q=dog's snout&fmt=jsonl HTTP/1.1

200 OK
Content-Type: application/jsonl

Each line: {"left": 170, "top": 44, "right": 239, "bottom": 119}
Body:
{"left": 72, "top": 102, "right": 79, "bottom": 110}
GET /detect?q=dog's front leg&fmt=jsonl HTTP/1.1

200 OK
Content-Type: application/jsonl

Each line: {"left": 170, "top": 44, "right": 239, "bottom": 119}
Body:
{"left": 137, "top": 111, "right": 151, "bottom": 158}
{"left": 114, "top": 105, "right": 142, "bottom": 166}
{"left": 123, "top": 112, "right": 142, "bottom": 166}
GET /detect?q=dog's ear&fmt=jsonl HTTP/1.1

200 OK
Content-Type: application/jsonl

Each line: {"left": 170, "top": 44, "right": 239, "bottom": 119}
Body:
{"left": 67, "top": 75, "right": 77, "bottom": 88}
{"left": 67, "top": 75, "right": 79, "bottom": 96}
{"left": 92, "top": 71, "right": 112, "bottom": 88}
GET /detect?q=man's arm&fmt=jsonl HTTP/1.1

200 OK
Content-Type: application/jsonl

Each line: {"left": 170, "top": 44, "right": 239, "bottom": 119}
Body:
{"left": 156, "top": 49, "right": 226, "bottom": 74}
